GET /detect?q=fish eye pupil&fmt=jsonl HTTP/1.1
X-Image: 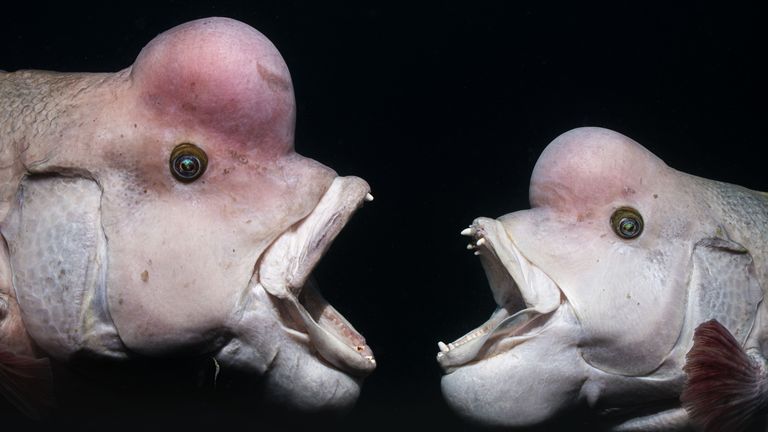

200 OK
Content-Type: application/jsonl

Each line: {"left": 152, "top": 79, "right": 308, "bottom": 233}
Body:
{"left": 176, "top": 156, "right": 199, "bottom": 175}
{"left": 620, "top": 218, "right": 637, "bottom": 235}
{"left": 169, "top": 143, "right": 208, "bottom": 183}
{"left": 610, "top": 207, "right": 644, "bottom": 239}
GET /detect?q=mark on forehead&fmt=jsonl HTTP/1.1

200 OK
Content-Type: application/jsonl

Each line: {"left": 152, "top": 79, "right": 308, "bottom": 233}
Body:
{"left": 229, "top": 150, "right": 249, "bottom": 165}
{"left": 257, "top": 62, "right": 290, "bottom": 92}
{"left": 576, "top": 211, "right": 594, "bottom": 223}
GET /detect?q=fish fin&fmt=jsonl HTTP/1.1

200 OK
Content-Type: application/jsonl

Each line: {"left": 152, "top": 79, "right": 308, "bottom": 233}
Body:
{"left": 0, "top": 350, "right": 55, "bottom": 419}
{"left": 681, "top": 319, "right": 768, "bottom": 432}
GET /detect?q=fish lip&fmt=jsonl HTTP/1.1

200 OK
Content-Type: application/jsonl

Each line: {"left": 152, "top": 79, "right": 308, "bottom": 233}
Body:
{"left": 437, "top": 217, "right": 564, "bottom": 373}
{"left": 254, "top": 176, "right": 376, "bottom": 376}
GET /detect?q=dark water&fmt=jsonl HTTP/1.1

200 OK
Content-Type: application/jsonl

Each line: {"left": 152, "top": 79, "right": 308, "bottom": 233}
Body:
{"left": 1, "top": 2, "right": 766, "bottom": 431}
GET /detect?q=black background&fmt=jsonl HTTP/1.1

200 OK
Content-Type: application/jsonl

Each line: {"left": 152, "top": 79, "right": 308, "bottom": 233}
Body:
{"left": 1, "top": 2, "right": 766, "bottom": 431}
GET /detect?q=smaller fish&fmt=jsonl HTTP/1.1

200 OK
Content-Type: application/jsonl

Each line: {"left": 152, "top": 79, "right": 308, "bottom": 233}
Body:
{"left": 682, "top": 319, "right": 768, "bottom": 432}
{"left": 436, "top": 127, "right": 768, "bottom": 430}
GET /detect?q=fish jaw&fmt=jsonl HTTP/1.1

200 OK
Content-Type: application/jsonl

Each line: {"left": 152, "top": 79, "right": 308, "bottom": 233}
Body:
{"left": 440, "top": 303, "right": 588, "bottom": 427}
{"left": 217, "top": 175, "right": 375, "bottom": 388}
{"left": 437, "top": 214, "right": 592, "bottom": 427}
{"left": 257, "top": 175, "right": 376, "bottom": 375}
{"left": 437, "top": 217, "right": 564, "bottom": 373}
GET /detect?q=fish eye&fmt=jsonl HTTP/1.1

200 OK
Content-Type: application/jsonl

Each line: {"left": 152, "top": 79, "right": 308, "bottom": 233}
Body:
{"left": 610, "top": 207, "right": 643, "bottom": 239}
{"left": 170, "top": 143, "right": 208, "bottom": 182}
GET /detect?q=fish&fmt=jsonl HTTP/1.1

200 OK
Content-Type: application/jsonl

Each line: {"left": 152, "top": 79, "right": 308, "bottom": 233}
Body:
{"left": 0, "top": 17, "right": 375, "bottom": 417}
{"left": 436, "top": 127, "right": 768, "bottom": 431}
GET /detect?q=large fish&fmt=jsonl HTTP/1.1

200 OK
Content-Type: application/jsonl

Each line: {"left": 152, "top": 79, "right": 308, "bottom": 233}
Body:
{"left": 437, "top": 127, "right": 768, "bottom": 431}
{"left": 0, "top": 17, "right": 375, "bottom": 417}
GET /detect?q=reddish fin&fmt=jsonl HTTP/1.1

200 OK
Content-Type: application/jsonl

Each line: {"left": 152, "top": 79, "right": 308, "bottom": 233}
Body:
{"left": 0, "top": 350, "right": 55, "bottom": 419}
{"left": 681, "top": 319, "right": 767, "bottom": 432}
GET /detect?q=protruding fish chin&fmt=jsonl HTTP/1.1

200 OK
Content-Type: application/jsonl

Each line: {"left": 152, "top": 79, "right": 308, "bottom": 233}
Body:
{"left": 437, "top": 217, "right": 564, "bottom": 372}
{"left": 255, "top": 176, "right": 376, "bottom": 376}
{"left": 440, "top": 303, "right": 586, "bottom": 428}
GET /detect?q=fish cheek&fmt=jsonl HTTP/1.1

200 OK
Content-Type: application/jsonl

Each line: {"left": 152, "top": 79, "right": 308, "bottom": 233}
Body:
{"left": 100, "top": 164, "right": 327, "bottom": 355}
{"left": 102, "top": 200, "right": 251, "bottom": 354}
{"left": 575, "top": 242, "right": 691, "bottom": 376}
{"left": 508, "top": 211, "right": 691, "bottom": 376}
{"left": 99, "top": 184, "right": 265, "bottom": 353}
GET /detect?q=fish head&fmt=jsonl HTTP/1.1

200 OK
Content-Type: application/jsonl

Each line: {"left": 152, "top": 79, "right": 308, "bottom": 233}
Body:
{"left": 438, "top": 127, "right": 728, "bottom": 426}
{"left": 3, "top": 17, "right": 375, "bottom": 411}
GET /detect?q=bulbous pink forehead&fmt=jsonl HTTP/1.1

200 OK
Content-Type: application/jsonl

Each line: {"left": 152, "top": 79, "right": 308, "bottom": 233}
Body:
{"left": 529, "top": 127, "right": 668, "bottom": 210}
{"left": 130, "top": 17, "right": 296, "bottom": 157}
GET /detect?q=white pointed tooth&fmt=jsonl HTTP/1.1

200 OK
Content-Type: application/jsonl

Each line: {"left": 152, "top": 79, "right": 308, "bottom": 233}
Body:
{"left": 365, "top": 193, "right": 374, "bottom": 202}
{"left": 460, "top": 227, "right": 474, "bottom": 236}
{"left": 466, "top": 243, "right": 476, "bottom": 250}
{"left": 474, "top": 251, "right": 481, "bottom": 256}
{"left": 438, "top": 341, "right": 449, "bottom": 352}
{"left": 448, "top": 342, "right": 456, "bottom": 350}
{"left": 476, "top": 237, "right": 487, "bottom": 246}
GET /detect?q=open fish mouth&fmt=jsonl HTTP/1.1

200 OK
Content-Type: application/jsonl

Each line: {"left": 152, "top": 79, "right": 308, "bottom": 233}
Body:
{"left": 256, "top": 176, "right": 376, "bottom": 376}
{"left": 437, "top": 217, "right": 563, "bottom": 373}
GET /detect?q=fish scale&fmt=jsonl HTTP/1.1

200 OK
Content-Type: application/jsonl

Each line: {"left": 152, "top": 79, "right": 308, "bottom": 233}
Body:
{"left": 3, "top": 176, "right": 125, "bottom": 359}
{"left": 696, "top": 176, "right": 768, "bottom": 283}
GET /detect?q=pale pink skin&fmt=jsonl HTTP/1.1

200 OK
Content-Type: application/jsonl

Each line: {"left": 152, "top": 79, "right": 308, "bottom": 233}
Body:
{"left": 0, "top": 17, "right": 372, "bottom": 411}
{"left": 440, "top": 128, "right": 768, "bottom": 429}
{"left": 104, "top": 18, "right": 335, "bottom": 354}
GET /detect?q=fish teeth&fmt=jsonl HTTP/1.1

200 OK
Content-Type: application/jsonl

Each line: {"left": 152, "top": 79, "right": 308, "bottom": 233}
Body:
{"left": 464, "top": 328, "right": 484, "bottom": 342}
{"left": 364, "top": 193, "right": 374, "bottom": 202}
{"left": 462, "top": 225, "right": 491, "bottom": 254}
{"left": 461, "top": 226, "right": 488, "bottom": 256}
{"left": 438, "top": 326, "right": 490, "bottom": 355}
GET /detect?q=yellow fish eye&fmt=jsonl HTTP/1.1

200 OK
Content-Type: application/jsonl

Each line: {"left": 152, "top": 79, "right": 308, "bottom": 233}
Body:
{"left": 170, "top": 143, "right": 208, "bottom": 182}
{"left": 611, "top": 207, "right": 643, "bottom": 239}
